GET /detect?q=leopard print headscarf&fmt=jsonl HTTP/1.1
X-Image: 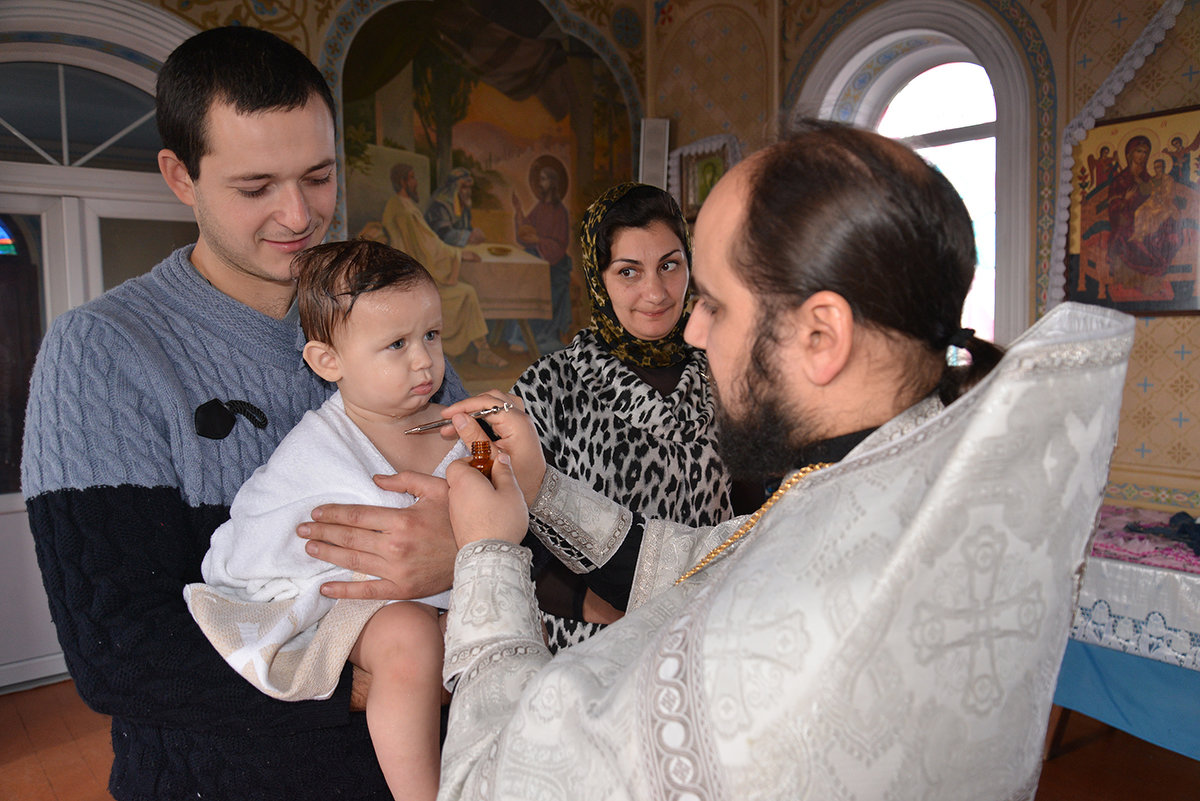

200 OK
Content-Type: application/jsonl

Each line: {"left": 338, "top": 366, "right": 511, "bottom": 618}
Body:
{"left": 580, "top": 182, "right": 694, "bottom": 368}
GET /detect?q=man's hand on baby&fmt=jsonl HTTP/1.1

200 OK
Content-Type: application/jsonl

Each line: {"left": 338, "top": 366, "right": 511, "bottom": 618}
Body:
{"left": 445, "top": 451, "right": 529, "bottom": 547}
{"left": 298, "top": 471, "right": 456, "bottom": 600}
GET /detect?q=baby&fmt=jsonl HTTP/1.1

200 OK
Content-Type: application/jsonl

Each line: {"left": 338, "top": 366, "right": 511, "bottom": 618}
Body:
{"left": 185, "top": 239, "right": 469, "bottom": 801}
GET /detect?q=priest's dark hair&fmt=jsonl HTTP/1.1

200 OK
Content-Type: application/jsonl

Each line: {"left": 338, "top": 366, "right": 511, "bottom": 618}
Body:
{"left": 737, "top": 118, "right": 1003, "bottom": 406}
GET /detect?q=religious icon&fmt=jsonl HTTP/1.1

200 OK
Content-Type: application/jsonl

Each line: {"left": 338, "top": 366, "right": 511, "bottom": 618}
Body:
{"left": 1067, "top": 106, "right": 1200, "bottom": 314}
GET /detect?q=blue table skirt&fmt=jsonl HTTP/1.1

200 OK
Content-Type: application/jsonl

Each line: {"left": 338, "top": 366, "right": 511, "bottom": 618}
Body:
{"left": 1054, "top": 640, "right": 1200, "bottom": 761}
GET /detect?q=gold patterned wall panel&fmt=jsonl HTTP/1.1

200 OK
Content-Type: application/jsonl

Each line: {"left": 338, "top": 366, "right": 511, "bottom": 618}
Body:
{"left": 1066, "top": 1, "right": 1200, "bottom": 510}
{"left": 151, "top": 0, "right": 334, "bottom": 58}
{"left": 1109, "top": 319, "right": 1200, "bottom": 510}
{"left": 653, "top": 3, "right": 772, "bottom": 148}
{"left": 1068, "top": 0, "right": 1200, "bottom": 120}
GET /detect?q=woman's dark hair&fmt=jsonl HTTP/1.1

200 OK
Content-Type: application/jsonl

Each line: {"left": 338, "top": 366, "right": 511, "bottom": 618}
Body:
{"left": 156, "top": 26, "right": 338, "bottom": 179}
{"left": 738, "top": 118, "right": 1003, "bottom": 405}
{"left": 296, "top": 239, "right": 436, "bottom": 345}
{"left": 592, "top": 185, "right": 691, "bottom": 272}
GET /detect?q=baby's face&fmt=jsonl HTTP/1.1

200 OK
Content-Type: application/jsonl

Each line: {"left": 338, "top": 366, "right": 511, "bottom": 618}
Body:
{"left": 331, "top": 282, "right": 445, "bottom": 422}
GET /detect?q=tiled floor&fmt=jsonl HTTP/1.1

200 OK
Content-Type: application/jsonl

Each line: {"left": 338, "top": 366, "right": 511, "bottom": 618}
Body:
{"left": 4, "top": 678, "right": 1199, "bottom": 800}
{"left": 1, "top": 680, "right": 112, "bottom": 801}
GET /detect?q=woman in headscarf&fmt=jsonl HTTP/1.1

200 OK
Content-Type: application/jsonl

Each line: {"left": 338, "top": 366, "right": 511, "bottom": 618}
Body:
{"left": 511, "top": 183, "right": 758, "bottom": 651}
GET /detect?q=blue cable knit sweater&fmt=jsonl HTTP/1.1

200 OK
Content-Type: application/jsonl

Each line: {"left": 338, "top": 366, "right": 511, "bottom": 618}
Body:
{"left": 22, "top": 245, "right": 465, "bottom": 801}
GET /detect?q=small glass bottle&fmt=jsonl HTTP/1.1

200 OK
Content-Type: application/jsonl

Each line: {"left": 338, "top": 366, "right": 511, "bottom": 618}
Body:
{"left": 469, "top": 440, "right": 492, "bottom": 479}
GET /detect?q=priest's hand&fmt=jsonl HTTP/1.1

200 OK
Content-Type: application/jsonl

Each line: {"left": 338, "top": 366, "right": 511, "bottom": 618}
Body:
{"left": 442, "top": 391, "right": 546, "bottom": 506}
{"left": 445, "top": 451, "right": 528, "bottom": 547}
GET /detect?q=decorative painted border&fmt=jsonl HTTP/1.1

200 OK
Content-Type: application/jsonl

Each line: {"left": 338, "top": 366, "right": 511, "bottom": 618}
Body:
{"left": 319, "top": 0, "right": 643, "bottom": 239}
{"left": 1105, "top": 481, "right": 1200, "bottom": 510}
{"left": 782, "top": 0, "right": 1057, "bottom": 318}
{"left": 829, "top": 34, "right": 948, "bottom": 123}
{"left": 0, "top": 31, "right": 162, "bottom": 70}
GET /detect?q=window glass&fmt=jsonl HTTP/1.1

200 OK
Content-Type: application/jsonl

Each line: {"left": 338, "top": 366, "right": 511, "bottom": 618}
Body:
{"left": 0, "top": 214, "right": 43, "bottom": 493}
{"left": 100, "top": 217, "right": 199, "bottom": 290}
{"left": 916, "top": 138, "right": 996, "bottom": 340}
{"left": 0, "top": 219, "right": 15, "bottom": 255}
{"left": 0, "top": 62, "right": 160, "bottom": 171}
{"left": 877, "top": 62, "right": 996, "bottom": 341}
{"left": 877, "top": 62, "right": 995, "bottom": 139}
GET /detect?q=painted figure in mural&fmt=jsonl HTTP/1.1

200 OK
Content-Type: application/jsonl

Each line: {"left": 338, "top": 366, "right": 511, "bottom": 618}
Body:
{"left": 512, "top": 154, "right": 573, "bottom": 353}
{"left": 1086, "top": 144, "right": 1118, "bottom": 189}
{"left": 1105, "top": 135, "right": 1183, "bottom": 298}
{"left": 1163, "top": 131, "right": 1200, "bottom": 186}
{"left": 510, "top": 183, "right": 756, "bottom": 653}
{"left": 425, "top": 167, "right": 486, "bottom": 247}
{"left": 384, "top": 162, "right": 508, "bottom": 368}
{"left": 1132, "top": 158, "right": 1182, "bottom": 244}
{"left": 21, "top": 26, "right": 470, "bottom": 801}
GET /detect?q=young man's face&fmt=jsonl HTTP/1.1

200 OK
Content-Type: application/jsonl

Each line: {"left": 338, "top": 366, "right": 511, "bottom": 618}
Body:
{"left": 184, "top": 98, "right": 337, "bottom": 299}
{"left": 328, "top": 282, "right": 446, "bottom": 424}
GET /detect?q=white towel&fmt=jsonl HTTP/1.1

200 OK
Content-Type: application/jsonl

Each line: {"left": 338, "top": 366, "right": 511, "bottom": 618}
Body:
{"left": 184, "top": 391, "right": 465, "bottom": 701}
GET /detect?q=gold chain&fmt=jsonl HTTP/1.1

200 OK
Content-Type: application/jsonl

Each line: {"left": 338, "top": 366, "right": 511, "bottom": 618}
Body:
{"left": 675, "top": 462, "right": 832, "bottom": 584}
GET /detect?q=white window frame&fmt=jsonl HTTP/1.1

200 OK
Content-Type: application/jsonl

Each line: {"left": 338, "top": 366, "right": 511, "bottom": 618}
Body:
{"left": 793, "top": 0, "right": 1031, "bottom": 345}
{"left": 0, "top": 0, "right": 195, "bottom": 689}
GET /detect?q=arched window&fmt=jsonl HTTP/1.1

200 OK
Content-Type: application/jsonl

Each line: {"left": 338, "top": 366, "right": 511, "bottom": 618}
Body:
{"left": 793, "top": 0, "right": 1036, "bottom": 345}
{"left": 0, "top": 61, "right": 159, "bottom": 171}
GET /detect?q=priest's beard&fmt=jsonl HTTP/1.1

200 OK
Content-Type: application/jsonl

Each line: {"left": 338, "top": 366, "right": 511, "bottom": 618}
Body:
{"left": 711, "top": 331, "right": 822, "bottom": 482}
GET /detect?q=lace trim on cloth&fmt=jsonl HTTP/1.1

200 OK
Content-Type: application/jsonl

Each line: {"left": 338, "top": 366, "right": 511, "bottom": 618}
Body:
{"left": 443, "top": 541, "right": 544, "bottom": 692}
{"left": 1048, "top": 0, "right": 1185, "bottom": 306}
{"left": 639, "top": 604, "right": 728, "bottom": 801}
{"left": 530, "top": 468, "right": 634, "bottom": 570}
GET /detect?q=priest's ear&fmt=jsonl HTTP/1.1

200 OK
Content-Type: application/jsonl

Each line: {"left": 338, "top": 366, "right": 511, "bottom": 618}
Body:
{"left": 792, "top": 290, "right": 855, "bottom": 387}
{"left": 303, "top": 340, "right": 343, "bottom": 383}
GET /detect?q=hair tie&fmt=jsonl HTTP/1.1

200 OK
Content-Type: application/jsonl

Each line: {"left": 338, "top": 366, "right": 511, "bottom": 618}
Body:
{"left": 945, "top": 327, "right": 975, "bottom": 349}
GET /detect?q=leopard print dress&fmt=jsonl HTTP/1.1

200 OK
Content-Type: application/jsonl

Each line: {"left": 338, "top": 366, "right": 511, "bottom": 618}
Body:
{"left": 512, "top": 328, "right": 736, "bottom": 650}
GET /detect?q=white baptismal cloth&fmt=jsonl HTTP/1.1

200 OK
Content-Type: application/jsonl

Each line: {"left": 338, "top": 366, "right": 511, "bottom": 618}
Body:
{"left": 185, "top": 391, "right": 464, "bottom": 701}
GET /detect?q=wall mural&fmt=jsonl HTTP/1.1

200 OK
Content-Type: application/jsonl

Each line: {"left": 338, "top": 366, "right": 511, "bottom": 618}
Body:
{"left": 341, "top": 0, "right": 632, "bottom": 384}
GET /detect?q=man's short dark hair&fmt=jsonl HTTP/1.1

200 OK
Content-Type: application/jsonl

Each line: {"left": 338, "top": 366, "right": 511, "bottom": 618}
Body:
{"left": 156, "top": 26, "right": 337, "bottom": 179}
{"left": 296, "top": 239, "right": 436, "bottom": 345}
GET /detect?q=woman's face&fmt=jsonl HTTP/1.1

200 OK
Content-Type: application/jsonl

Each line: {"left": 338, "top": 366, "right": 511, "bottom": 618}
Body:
{"left": 602, "top": 220, "right": 689, "bottom": 341}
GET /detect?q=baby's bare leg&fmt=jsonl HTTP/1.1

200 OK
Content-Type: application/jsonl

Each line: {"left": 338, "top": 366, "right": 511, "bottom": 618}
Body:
{"left": 350, "top": 602, "right": 444, "bottom": 801}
